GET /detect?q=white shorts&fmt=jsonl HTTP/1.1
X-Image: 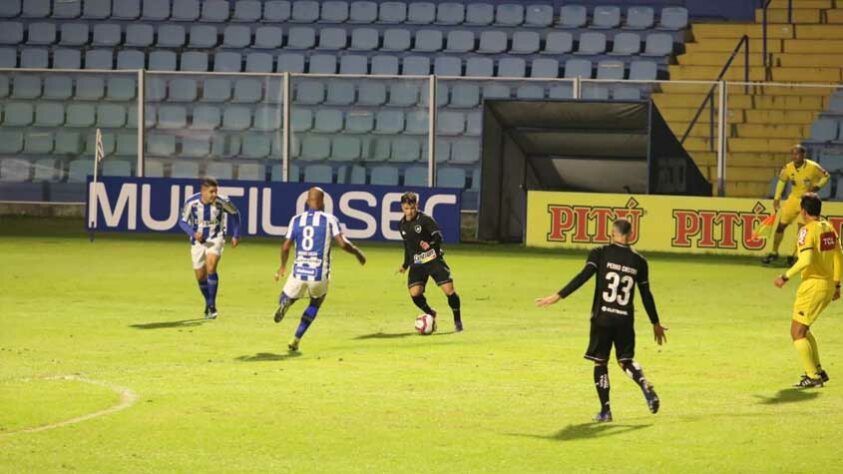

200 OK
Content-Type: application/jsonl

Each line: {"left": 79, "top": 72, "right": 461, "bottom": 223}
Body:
{"left": 191, "top": 237, "right": 225, "bottom": 270}
{"left": 283, "top": 276, "right": 329, "bottom": 300}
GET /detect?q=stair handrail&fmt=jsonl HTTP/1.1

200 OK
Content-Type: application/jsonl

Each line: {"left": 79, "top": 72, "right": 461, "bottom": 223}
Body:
{"left": 679, "top": 35, "right": 750, "bottom": 148}
{"left": 762, "top": 0, "right": 793, "bottom": 69}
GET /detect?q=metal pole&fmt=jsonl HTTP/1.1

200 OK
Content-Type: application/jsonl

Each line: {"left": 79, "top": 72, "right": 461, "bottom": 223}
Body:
{"left": 744, "top": 37, "right": 749, "bottom": 95}
{"left": 717, "top": 81, "right": 727, "bottom": 197}
{"left": 282, "top": 72, "right": 290, "bottom": 182}
{"left": 709, "top": 94, "right": 715, "bottom": 151}
{"left": 787, "top": 0, "right": 793, "bottom": 24}
{"left": 572, "top": 77, "right": 580, "bottom": 99}
{"left": 137, "top": 69, "right": 145, "bottom": 177}
{"left": 762, "top": 5, "right": 768, "bottom": 69}
{"left": 427, "top": 75, "right": 436, "bottom": 187}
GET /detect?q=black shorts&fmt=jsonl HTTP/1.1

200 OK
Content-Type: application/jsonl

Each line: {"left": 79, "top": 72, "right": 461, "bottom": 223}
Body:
{"left": 584, "top": 321, "right": 635, "bottom": 363}
{"left": 407, "top": 259, "right": 453, "bottom": 288}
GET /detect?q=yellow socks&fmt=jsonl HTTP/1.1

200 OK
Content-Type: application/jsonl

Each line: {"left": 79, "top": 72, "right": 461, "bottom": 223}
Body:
{"left": 794, "top": 338, "right": 819, "bottom": 379}
{"left": 806, "top": 332, "right": 822, "bottom": 372}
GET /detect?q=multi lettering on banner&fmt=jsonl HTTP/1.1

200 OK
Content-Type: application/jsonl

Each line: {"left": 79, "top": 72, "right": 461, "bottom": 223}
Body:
{"left": 86, "top": 177, "right": 461, "bottom": 243}
{"left": 527, "top": 191, "right": 843, "bottom": 256}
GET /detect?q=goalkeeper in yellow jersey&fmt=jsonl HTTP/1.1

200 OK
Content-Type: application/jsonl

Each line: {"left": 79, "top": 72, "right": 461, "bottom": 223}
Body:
{"left": 763, "top": 145, "right": 830, "bottom": 265}
{"left": 774, "top": 193, "right": 841, "bottom": 388}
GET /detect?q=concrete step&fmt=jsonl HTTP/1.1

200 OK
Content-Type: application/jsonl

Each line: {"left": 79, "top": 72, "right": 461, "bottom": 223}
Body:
{"left": 755, "top": 8, "right": 823, "bottom": 24}
{"left": 653, "top": 93, "right": 827, "bottom": 111}
{"left": 730, "top": 137, "right": 803, "bottom": 153}
{"left": 668, "top": 65, "right": 841, "bottom": 82}
{"left": 734, "top": 123, "right": 810, "bottom": 138}
{"left": 724, "top": 181, "right": 775, "bottom": 198}
{"left": 659, "top": 107, "right": 746, "bottom": 123}
{"left": 744, "top": 109, "right": 819, "bottom": 124}
{"left": 766, "top": 0, "right": 832, "bottom": 7}
{"left": 724, "top": 166, "right": 780, "bottom": 182}
{"left": 794, "top": 24, "right": 843, "bottom": 39}
{"left": 684, "top": 39, "right": 783, "bottom": 54}
{"left": 828, "top": 9, "right": 843, "bottom": 23}
{"left": 774, "top": 53, "right": 843, "bottom": 67}
{"left": 783, "top": 39, "right": 843, "bottom": 53}
{"left": 691, "top": 24, "right": 794, "bottom": 40}
{"left": 677, "top": 51, "right": 767, "bottom": 66}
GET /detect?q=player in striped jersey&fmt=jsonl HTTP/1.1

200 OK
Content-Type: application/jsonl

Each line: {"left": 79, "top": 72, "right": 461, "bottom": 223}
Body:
{"left": 178, "top": 177, "right": 241, "bottom": 320}
{"left": 274, "top": 187, "right": 366, "bottom": 352}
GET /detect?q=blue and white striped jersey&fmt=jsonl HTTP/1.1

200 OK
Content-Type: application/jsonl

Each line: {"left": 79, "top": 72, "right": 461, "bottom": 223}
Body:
{"left": 286, "top": 209, "right": 342, "bottom": 281}
{"left": 179, "top": 193, "right": 241, "bottom": 243}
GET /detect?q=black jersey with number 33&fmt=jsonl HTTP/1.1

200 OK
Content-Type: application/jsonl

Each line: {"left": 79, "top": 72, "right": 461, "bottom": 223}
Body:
{"left": 558, "top": 244, "right": 660, "bottom": 326}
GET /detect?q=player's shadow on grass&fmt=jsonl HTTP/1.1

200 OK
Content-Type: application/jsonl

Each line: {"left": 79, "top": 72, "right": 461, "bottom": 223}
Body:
{"left": 235, "top": 352, "right": 302, "bottom": 362}
{"left": 755, "top": 388, "right": 821, "bottom": 405}
{"left": 509, "top": 423, "right": 651, "bottom": 442}
{"left": 353, "top": 331, "right": 452, "bottom": 340}
{"left": 129, "top": 319, "right": 207, "bottom": 330}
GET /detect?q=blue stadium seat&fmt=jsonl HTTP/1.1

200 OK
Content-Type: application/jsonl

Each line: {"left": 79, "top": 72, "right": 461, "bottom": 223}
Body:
{"left": 810, "top": 119, "right": 838, "bottom": 143}
{"left": 629, "top": 60, "right": 657, "bottom": 80}
{"left": 255, "top": 26, "right": 283, "bottom": 49}
{"left": 314, "top": 109, "right": 343, "bottom": 133}
{"left": 291, "top": 109, "right": 313, "bottom": 132}
{"left": 3, "top": 102, "right": 32, "bottom": 126}
{"left": 263, "top": 1, "right": 291, "bottom": 22}
{"left": 157, "top": 25, "right": 188, "bottom": 48}
{"left": 559, "top": 5, "right": 586, "bottom": 28}
{"left": 144, "top": 159, "right": 165, "bottom": 178}
{"left": 34, "top": 103, "right": 63, "bottom": 127}
{"left": 434, "top": 56, "right": 461, "bottom": 76}
{"left": 0, "top": 47, "right": 16, "bottom": 67}
{"left": 350, "top": 28, "right": 378, "bottom": 51}
{"left": 126, "top": 24, "right": 154, "bottom": 47}
{"left": 205, "top": 161, "right": 235, "bottom": 180}
{"left": 83, "top": 0, "right": 111, "bottom": 19}
{"left": 85, "top": 49, "right": 113, "bottom": 69}
{"left": 287, "top": 27, "right": 316, "bottom": 49}
{"left": 277, "top": 53, "right": 305, "bottom": 73}
{"left": 829, "top": 95, "right": 843, "bottom": 113}
{"left": 97, "top": 104, "right": 127, "bottom": 128}
{"left": 317, "top": 28, "right": 346, "bottom": 50}
{"left": 32, "top": 158, "right": 61, "bottom": 182}
{"left": 389, "top": 82, "right": 420, "bottom": 107}
{"left": 172, "top": 0, "right": 200, "bottom": 21}
{"left": 577, "top": 32, "right": 607, "bottom": 55}
{"left": 340, "top": 55, "right": 368, "bottom": 74}
{"left": 54, "top": 131, "right": 82, "bottom": 155}
{"left": 238, "top": 163, "right": 264, "bottom": 181}
{"left": 20, "top": 48, "right": 48, "bottom": 68}
{"left": 382, "top": 28, "right": 411, "bottom": 51}
{"left": 463, "top": 57, "right": 491, "bottom": 77}
{"left": 495, "top": 4, "right": 523, "bottom": 26}
{"left": 27, "top": 22, "right": 56, "bottom": 45}
{"left": 512, "top": 31, "right": 540, "bottom": 54}
{"left": 296, "top": 81, "right": 325, "bottom": 104}
{"left": 22, "top": 0, "right": 49, "bottom": 18}
{"left": 531, "top": 58, "right": 559, "bottom": 78}
{"left": 477, "top": 30, "right": 506, "bottom": 54}
{"left": 407, "top": 2, "right": 435, "bottom": 24}
{"left": 92, "top": 24, "right": 121, "bottom": 47}
{"left": 403, "top": 56, "right": 430, "bottom": 75}
{"left": 643, "top": 33, "right": 674, "bottom": 56}
{"left": 450, "top": 84, "right": 480, "bottom": 108}
{"left": 346, "top": 111, "right": 374, "bottom": 133}
{"left": 358, "top": 83, "right": 386, "bottom": 105}
{"left": 58, "top": 23, "right": 88, "bottom": 46}
{"left": 466, "top": 3, "right": 493, "bottom": 25}
{"left": 610, "top": 32, "right": 641, "bottom": 55}
{"left": 201, "top": 0, "right": 230, "bottom": 22}
{"left": 346, "top": 164, "right": 366, "bottom": 184}
{"left": 525, "top": 4, "right": 552, "bottom": 27}
{"left": 76, "top": 77, "right": 105, "bottom": 100}
{"left": 106, "top": 77, "right": 136, "bottom": 101}
{"left": 371, "top": 166, "right": 399, "bottom": 186}
{"left": 222, "top": 107, "right": 251, "bottom": 131}
{"left": 224, "top": 25, "right": 251, "bottom": 48}
{"left": 191, "top": 105, "right": 221, "bottom": 130}
{"left": 117, "top": 50, "right": 145, "bottom": 69}
{"left": 613, "top": 86, "right": 642, "bottom": 101}
{"left": 168, "top": 78, "right": 198, "bottom": 102}
{"left": 304, "top": 164, "right": 333, "bottom": 183}
{"left": 436, "top": 2, "right": 464, "bottom": 25}
{"left": 450, "top": 140, "right": 480, "bottom": 164}
{"left": 301, "top": 136, "right": 331, "bottom": 161}
{"left": 497, "top": 57, "right": 526, "bottom": 77}
{"left": 326, "top": 81, "right": 355, "bottom": 105}
{"left": 371, "top": 55, "right": 399, "bottom": 75}
{"left": 421, "top": 83, "right": 448, "bottom": 107}
{"left": 233, "top": 1, "right": 262, "bottom": 22}
{"left": 593, "top": 6, "right": 621, "bottom": 29}
{"left": 189, "top": 25, "right": 217, "bottom": 48}
{"left": 437, "top": 111, "right": 464, "bottom": 136}
{"left": 392, "top": 138, "right": 422, "bottom": 162}
{"left": 375, "top": 110, "right": 404, "bottom": 134}
{"left": 309, "top": 54, "right": 336, "bottom": 74}
{"left": 321, "top": 1, "right": 349, "bottom": 22}
{"left": 44, "top": 76, "right": 73, "bottom": 100}
{"left": 544, "top": 32, "right": 573, "bottom": 54}
{"left": 333, "top": 137, "right": 361, "bottom": 161}
{"left": 65, "top": 104, "right": 95, "bottom": 127}
{"left": 0, "top": 1, "right": 21, "bottom": 19}
{"left": 445, "top": 30, "right": 474, "bottom": 53}
{"left": 113, "top": 0, "right": 141, "bottom": 19}
{"left": 213, "top": 52, "right": 241, "bottom": 72}
{"left": 0, "top": 21, "right": 23, "bottom": 44}
{"left": 626, "top": 7, "right": 655, "bottom": 30}
{"left": 246, "top": 52, "right": 273, "bottom": 73}
{"left": 254, "top": 105, "right": 281, "bottom": 131}
{"left": 379, "top": 2, "right": 406, "bottom": 23}
{"left": 414, "top": 29, "right": 442, "bottom": 52}
{"left": 404, "top": 112, "right": 428, "bottom": 135}
{"left": 517, "top": 85, "right": 544, "bottom": 100}
{"left": 157, "top": 105, "right": 187, "bottom": 129}
{"left": 102, "top": 159, "right": 133, "bottom": 177}
{"left": 0, "top": 131, "right": 24, "bottom": 154}
{"left": 403, "top": 166, "right": 427, "bottom": 186}
{"left": 12, "top": 75, "right": 40, "bottom": 99}
{"left": 349, "top": 1, "right": 376, "bottom": 23}
{"left": 583, "top": 85, "right": 610, "bottom": 100}
{"left": 438, "top": 167, "right": 466, "bottom": 188}
{"left": 181, "top": 51, "right": 209, "bottom": 71}
{"left": 53, "top": 48, "right": 81, "bottom": 68}
{"left": 142, "top": 0, "right": 170, "bottom": 20}
{"left": 171, "top": 161, "right": 199, "bottom": 178}
{"left": 659, "top": 7, "right": 689, "bottom": 30}
{"left": 597, "top": 60, "right": 625, "bottom": 80}
{"left": 291, "top": 0, "right": 319, "bottom": 23}
{"left": 565, "top": 58, "right": 592, "bottom": 78}
{"left": 201, "top": 79, "right": 231, "bottom": 103}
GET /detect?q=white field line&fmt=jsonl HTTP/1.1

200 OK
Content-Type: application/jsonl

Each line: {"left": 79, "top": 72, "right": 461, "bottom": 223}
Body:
{"left": 0, "top": 375, "right": 138, "bottom": 438}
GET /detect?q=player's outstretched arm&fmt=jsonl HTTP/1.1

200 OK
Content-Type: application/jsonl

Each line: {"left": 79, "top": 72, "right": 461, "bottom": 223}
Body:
{"left": 334, "top": 234, "right": 366, "bottom": 265}
{"left": 536, "top": 262, "right": 598, "bottom": 307}
{"left": 275, "top": 239, "right": 293, "bottom": 282}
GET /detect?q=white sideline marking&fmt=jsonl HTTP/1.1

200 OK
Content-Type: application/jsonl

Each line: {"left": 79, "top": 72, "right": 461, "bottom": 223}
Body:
{"left": 0, "top": 375, "right": 139, "bottom": 438}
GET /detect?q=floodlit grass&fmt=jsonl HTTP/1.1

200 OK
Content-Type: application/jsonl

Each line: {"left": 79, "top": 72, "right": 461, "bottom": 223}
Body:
{"left": 2, "top": 218, "right": 842, "bottom": 472}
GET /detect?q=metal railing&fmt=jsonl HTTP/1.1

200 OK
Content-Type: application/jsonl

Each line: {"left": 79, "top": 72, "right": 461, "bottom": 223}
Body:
{"left": 762, "top": 0, "right": 794, "bottom": 69}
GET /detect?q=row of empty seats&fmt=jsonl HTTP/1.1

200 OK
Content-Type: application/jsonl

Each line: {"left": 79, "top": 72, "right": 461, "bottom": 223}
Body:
{"left": 0, "top": 1, "right": 689, "bottom": 31}
{"left": 1, "top": 22, "right": 677, "bottom": 58}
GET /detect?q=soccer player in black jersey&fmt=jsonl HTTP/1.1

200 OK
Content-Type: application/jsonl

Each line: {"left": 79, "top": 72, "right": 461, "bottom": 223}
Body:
{"left": 536, "top": 219, "right": 667, "bottom": 422}
{"left": 397, "top": 192, "right": 463, "bottom": 332}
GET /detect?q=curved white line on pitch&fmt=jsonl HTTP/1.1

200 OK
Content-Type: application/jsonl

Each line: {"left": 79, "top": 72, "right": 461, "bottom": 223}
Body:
{"left": 0, "top": 375, "right": 139, "bottom": 438}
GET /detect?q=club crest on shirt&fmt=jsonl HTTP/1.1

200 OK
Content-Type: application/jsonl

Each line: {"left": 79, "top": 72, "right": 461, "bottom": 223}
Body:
{"left": 798, "top": 227, "right": 808, "bottom": 246}
{"left": 414, "top": 225, "right": 422, "bottom": 233}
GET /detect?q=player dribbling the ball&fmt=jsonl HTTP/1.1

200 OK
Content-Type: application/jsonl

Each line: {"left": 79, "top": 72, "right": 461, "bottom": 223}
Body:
{"left": 397, "top": 192, "right": 463, "bottom": 333}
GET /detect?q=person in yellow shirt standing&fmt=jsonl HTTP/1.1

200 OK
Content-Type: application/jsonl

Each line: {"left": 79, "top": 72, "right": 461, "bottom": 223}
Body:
{"left": 762, "top": 145, "right": 830, "bottom": 266}
{"left": 774, "top": 193, "right": 841, "bottom": 388}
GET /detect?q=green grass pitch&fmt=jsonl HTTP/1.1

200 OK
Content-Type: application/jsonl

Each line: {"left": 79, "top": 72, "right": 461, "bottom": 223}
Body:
{"left": 2, "top": 218, "right": 843, "bottom": 472}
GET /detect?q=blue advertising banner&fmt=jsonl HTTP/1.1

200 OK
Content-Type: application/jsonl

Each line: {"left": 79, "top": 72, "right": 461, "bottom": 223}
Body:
{"left": 85, "top": 177, "right": 462, "bottom": 243}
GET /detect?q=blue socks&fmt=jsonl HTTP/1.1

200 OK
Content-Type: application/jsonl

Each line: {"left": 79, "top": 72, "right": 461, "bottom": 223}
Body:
{"left": 198, "top": 279, "right": 210, "bottom": 306}
{"left": 207, "top": 273, "right": 219, "bottom": 307}
{"left": 294, "top": 299, "right": 322, "bottom": 339}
